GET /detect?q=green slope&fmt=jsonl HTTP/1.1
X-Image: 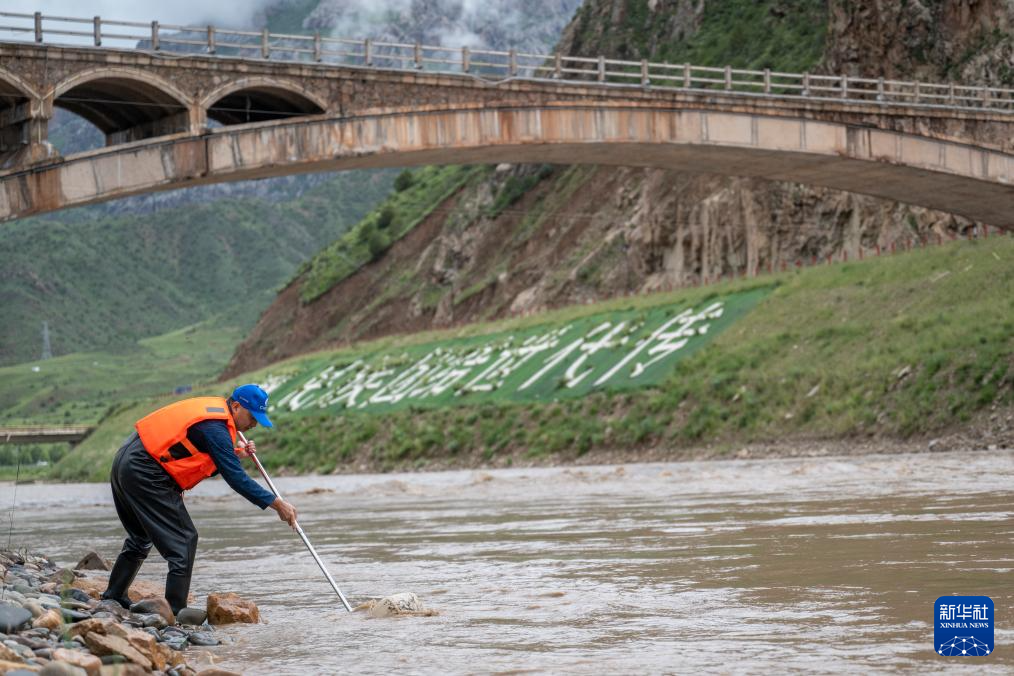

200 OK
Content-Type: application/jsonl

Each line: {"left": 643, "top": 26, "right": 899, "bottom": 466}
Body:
{"left": 51, "top": 237, "right": 1014, "bottom": 481}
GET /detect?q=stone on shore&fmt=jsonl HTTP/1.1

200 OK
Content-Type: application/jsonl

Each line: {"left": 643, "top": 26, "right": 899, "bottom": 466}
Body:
{"left": 32, "top": 608, "right": 64, "bottom": 630}
{"left": 38, "top": 662, "right": 87, "bottom": 676}
{"left": 50, "top": 649, "right": 101, "bottom": 676}
{"left": 0, "top": 642, "right": 26, "bottom": 661}
{"left": 176, "top": 607, "right": 208, "bottom": 625}
{"left": 196, "top": 669, "right": 242, "bottom": 676}
{"left": 0, "top": 659, "right": 39, "bottom": 672}
{"left": 74, "top": 553, "right": 110, "bottom": 572}
{"left": 206, "top": 593, "right": 259, "bottom": 625}
{"left": 128, "top": 598, "right": 174, "bottom": 625}
{"left": 82, "top": 632, "right": 151, "bottom": 670}
{"left": 0, "top": 601, "right": 33, "bottom": 632}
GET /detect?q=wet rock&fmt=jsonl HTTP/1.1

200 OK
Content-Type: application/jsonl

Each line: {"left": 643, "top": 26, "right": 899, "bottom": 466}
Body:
{"left": 130, "top": 613, "right": 166, "bottom": 629}
{"left": 39, "top": 661, "right": 87, "bottom": 676}
{"left": 50, "top": 649, "right": 101, "bottom": 676}
{"left": 196, "top": 669, "right": 241, "bottom": 676}
{"left": 357, "top": 592, "right": 436, "bottom": 618}
{"left": 175, "top": 608, "right": 207, "bottom": 626}
{"left": 46, "top": 570, "right": 76, "bottom": 586}
{"left": 32, "top": 610, "right": 63, "bottom": 631}
{"left": 74, "top": 554, "right": 110, "bottom": 573}
{"left": 33, "top": 649, "right": 53, "bottom": 659}
{"left": 128, "top": 598, "right": 173, "bottom": 626}
{"left": 186, "top": 632, "right": 219, "bottom": 647}
{"left": 206, "top": 593, "right": 259, "bottom": 625}
{"left": 0, "top": 603, "right": 33, "bottom": 632}
{"left": 163, "top": 637, "right": 187, "bottom": 652}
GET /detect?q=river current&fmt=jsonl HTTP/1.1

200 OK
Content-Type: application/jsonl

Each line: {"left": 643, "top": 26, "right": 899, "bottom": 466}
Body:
{"left": 4, "top": 449, "right": 1012, "bottom": 674}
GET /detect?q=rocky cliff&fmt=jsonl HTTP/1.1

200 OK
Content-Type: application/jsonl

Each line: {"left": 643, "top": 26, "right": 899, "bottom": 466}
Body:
{"left": 225, "top": 0, "right": 1012, "bottom": 377}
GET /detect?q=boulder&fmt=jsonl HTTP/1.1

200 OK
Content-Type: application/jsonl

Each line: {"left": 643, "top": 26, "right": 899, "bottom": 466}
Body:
{"left": 206, "top": 593, "right": 259, "bottom": 625}
{"left": 82, "top": 632, "right": 151, "bottom": 670}
{"left": 32, "top": 608, "right": 64, "bottom": 630}
{"left": 128, "top": 598, "right": 173, "bottom": 626}
{"left": 74, "top": 553, "right": 110, "bottom": 572}
{"left": 50, "top": 650, "right": 101, "bottom": 676}
{"left": 0, "top": 601, "right": 33, "bottom": 632}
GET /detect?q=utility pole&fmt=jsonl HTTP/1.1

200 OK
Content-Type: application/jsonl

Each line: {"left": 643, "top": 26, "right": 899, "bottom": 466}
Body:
{"left": 41, "top": 321, "right": 52, "bottom": 360}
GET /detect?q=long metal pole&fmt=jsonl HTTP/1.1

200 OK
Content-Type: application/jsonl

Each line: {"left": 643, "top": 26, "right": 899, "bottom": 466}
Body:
{"left": 238, "top": 431, "right": 353, "bottom": 612}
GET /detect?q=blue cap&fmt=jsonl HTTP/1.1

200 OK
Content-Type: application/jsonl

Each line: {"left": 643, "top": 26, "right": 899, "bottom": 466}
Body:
{"left": 232, "top": 384, "right": 273, "bottom": 428}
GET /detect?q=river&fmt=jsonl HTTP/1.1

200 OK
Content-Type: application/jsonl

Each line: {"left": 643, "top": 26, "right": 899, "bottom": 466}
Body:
{"left": 4, "top": 449, "right": 1012, "bottom": 674}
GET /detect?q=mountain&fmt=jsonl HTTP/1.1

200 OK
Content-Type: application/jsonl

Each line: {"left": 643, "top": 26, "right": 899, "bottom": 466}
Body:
{"left": 0, "top": 170, "right": 395, "bottom": 366}
{"left": 225, "top": 0, "right": 1009, "bottom": 376}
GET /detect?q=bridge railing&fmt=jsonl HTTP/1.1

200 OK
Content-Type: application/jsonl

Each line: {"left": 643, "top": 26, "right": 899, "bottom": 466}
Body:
{"left": 1, "top": 10, "right": 1013, "bottom": 113}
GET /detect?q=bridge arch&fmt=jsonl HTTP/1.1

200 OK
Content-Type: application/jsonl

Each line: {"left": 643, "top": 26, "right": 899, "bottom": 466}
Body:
{"left": 51, "top": 68, "right": 192, "bottom": 144}
{"left": 0, "top": 106, "right": 1011, "bottom": 226}
{"left": 202, "top": 78, "right": 327, "bottom": 126}
{"left": 0, "top": 70, "right": 40, "bottom": 106}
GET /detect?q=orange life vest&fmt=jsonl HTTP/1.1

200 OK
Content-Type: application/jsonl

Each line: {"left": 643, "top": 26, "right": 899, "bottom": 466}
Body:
{"left": 135, "top": 396, "right": 238, "bottom": 490}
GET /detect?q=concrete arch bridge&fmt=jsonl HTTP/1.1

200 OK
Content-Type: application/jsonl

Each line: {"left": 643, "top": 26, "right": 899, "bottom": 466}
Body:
{"left": 0, "top": 21, "right": 1012, "bottom": 226}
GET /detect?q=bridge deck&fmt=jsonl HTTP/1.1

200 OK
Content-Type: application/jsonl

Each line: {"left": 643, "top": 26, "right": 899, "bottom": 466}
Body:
{"left": 0, "top": 426, "right": 94, "bottom": 445}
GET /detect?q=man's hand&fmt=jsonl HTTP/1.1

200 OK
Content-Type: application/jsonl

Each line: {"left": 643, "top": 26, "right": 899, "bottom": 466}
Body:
{"left": 270, "top": 497, "right": 298, "bottom": 529}
{"left": 235, "top": 439, "right": 256, "bottom": 458}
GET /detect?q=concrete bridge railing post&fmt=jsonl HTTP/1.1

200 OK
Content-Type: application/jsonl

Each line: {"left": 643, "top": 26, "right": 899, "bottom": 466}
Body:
{"left": 641, "top": 60, "right": 649, "bottom": 88}
{"left": 33, "top": 12, "right": 41, "bottom": 43}
{"left": 763, "top": 68, "right": 771, "bottom": 94}
{"left": 414, "top": 42, "right": 422, "bottom": 70}
{"left": 261, "top": 29, "right": 270, "bottom": 59}
{"left": 313, "top": 32, "right": 321, "bottom": 62}
{"left": 553, "top": 53, "right": 562, "bottom": 79}
{"left": 462, "top": 46, "right": 470, "bottom": 74}
{"left": 206, "top": 25, "right": 215, "bottom": 54}
{"left": 92, "top": 16, "right": 101, "bottom": 47}
{"left": 364, "top": 38, "right": 372, "bottom": 67}
{"left": 683, "top": 63, "right": 691, "bottom": 88}
{"left": 151, "top": 21, "right": 160, "bottom": 50}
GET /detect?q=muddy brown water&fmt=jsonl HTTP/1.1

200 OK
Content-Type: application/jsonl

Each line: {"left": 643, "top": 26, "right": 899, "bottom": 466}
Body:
{"left": 4, "top": 450, "right": 1012, "bottom": 674}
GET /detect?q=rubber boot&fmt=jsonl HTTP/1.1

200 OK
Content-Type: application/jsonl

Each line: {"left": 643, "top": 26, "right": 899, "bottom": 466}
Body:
{"left": 101, "top": 555, "right": 142, "bottom": 609}
{"left": 164, "top": 571, "right": 192, "bottom": 616}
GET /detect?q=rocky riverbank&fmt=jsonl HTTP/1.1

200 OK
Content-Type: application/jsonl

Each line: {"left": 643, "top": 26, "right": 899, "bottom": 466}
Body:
{"left": 0, "top": 549, "right": 251, "bottom": 676}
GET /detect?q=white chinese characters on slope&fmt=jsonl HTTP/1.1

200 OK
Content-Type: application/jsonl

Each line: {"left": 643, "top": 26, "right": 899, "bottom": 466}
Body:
{"left": 271, "top": 302, "right": 725, "bottom": 412}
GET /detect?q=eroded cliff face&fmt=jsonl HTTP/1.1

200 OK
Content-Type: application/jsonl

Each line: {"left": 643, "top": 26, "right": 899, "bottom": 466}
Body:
{"left": 224, "top": 0, "right": 1011, "bottom": 377}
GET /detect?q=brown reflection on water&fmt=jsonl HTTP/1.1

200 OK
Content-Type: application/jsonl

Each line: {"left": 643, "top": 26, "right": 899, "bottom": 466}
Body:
{"left": 7, "top": 451, "right": 1013, "bottom": 674}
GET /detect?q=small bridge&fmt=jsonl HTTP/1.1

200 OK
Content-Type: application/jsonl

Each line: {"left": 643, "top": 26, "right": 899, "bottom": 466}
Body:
{"left": 0, "top": 425, "right": 94, "bottom": 445}
{"left": 0, "top": 12, "right": 1012, "bottom": 226}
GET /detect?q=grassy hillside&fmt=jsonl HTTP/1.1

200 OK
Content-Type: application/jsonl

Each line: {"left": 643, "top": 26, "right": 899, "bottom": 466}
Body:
{"left": 50, "top": 236, "right": 1014, "bottom": 481}
{"left": 0, "top": 170, "right": 395, "bottom": 366}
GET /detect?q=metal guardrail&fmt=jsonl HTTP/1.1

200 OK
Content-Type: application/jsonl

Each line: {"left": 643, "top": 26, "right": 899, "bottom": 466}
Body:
{"left": 0, "top": 11, "right": 1013, "bottom": 114}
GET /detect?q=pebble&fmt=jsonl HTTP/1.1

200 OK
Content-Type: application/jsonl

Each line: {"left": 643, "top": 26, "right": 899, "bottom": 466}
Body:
{"left": 0, "top": 602, "right": 33, "bottom": 633}
{"left": 176, "top": 607, "right": 208, "bottom": 625}
{"left": 59, "top": 589, "right": 91, "bottom": 605}
{"left": 59, "top": 609, "right": 91, "bottom": 623}
{"left": 187, "top": 631, "right": 220, "bottom": 647}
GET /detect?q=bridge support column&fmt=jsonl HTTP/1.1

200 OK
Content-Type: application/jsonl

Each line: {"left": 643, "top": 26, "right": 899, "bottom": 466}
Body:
{"left": 0, "top": 99, "right": 59, "bottom": 168}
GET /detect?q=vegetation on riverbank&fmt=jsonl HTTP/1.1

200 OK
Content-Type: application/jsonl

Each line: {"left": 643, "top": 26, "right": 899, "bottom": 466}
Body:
{"left": 30, "top": 236, "right": 1014, "bottom": 482}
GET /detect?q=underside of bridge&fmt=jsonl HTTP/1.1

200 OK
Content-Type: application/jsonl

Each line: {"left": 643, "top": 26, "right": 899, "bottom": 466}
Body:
{"left": 0, "top": 77, "right": 32, "bottom": 165}
{"left": 55, "top": 77, "right": 190, "bottom": 146}
{"left": 206, "top": 87, "right": 325, "bottom": 126}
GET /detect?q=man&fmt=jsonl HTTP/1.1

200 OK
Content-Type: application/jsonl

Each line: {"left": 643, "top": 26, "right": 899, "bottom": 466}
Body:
{"left": 102, "top": 384, "right": 298, "bottom": 615}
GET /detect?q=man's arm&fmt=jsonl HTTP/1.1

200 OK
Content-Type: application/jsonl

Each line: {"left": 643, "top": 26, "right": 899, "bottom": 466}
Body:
{"left": 187, "top": 420, "right": 279, "bottom": 509}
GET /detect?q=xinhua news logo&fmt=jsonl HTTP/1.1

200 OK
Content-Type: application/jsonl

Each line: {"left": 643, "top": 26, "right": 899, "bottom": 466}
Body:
{"left": 935, "top": 596, "right": 993, "bottom": 657}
